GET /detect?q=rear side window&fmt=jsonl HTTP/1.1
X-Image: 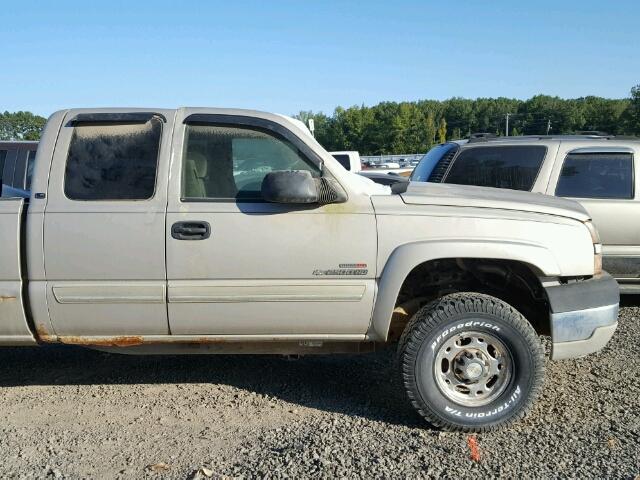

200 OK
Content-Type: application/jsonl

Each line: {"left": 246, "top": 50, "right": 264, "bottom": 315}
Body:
{"left": 444, "top": 146, "right": 547, "bottom": 191}
{"left": 25, "top": 150, "right": 37, "bottom": 190}
{"left": 0, "top": 150, "right": 6, "bottom": 182}
{"left": 0, "top": 150, "right": 6, "bottom": 196}
{"left": 556, "top": 152, "right": 634, "bottom": 199}
{"left": 64, "top": 118, "right": 162, "bottom": 200}
{"left": 332, "top": 154, "right": 351, "bottom": 170}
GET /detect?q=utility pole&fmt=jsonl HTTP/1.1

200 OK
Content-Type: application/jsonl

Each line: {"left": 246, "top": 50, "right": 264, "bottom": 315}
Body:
{"left": 505, "top": 113, "right": 510, "bottom": 136}
{"left": 546, "top": 119, "right": 552, "bottom": 135}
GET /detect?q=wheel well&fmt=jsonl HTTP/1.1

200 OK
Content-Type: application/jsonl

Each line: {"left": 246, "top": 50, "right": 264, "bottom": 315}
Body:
{"left": 388, "top": 258, "right": 550, "bottom": 342}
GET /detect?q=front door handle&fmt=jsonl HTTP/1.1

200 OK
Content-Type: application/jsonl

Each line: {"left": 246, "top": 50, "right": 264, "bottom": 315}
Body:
{"left": 171, "top": 221, "right": 211, "bottom": 240}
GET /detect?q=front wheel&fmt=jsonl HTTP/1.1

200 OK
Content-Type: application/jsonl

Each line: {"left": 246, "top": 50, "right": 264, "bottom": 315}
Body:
{"left": 399, "top": 292, "right": 544, "bottom": 432}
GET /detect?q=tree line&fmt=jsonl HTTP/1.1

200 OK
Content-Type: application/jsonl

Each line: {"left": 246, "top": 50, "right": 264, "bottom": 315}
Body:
{"left": 297, "top": 84, "right": 640, "bottom": 155}
{"left": 0, "top": 111, "right": 46, "bottom": 141}
{"left": 2, "top": 84, "right": 639, "bottom": 155}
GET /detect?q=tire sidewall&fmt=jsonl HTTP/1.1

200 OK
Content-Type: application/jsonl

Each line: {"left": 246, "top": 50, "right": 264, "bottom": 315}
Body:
{"left": 414, "top": 311, "right": 538, "bottom": 429}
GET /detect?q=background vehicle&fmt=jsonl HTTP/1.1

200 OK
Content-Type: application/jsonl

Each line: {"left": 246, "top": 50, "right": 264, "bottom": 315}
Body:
{"left": 329, "top": 151, "right": 408, "bottom": 187}
{"left": 0, "top": 108, "right": 618, "bottom": 431}
{"left": 358, "top": 170, "right": 409, "bottom": 187}
{"left": 330, "top": 151, "right": 362, "bottom": 172}
{"left": 0, "top": 141, "right": 38, "bottom": 198}
{"left": 413, "top": 135, "right": 640, "bottom": 293}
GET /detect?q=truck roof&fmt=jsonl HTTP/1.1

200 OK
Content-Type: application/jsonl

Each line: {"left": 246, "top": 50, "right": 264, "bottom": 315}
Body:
{"left": 0, "top": 141, "right": 38, "bottom": 147}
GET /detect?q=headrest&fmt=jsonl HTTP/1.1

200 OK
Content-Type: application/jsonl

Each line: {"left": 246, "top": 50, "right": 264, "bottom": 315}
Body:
{"left": 189, "top": 152, "right": 208, "bottom": 178}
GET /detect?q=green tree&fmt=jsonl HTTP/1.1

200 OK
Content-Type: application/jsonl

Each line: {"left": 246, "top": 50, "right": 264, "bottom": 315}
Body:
{"left": 293, "top": 87, "right": 636, "bottom": 154}
{"left": 579, "top": 96, "right": 628, "bottom": 134}
{"left": 424, "top": 112, "right": 436, "bottom": 149}
{"left": 624, "top": 84, "right": 640, "bottom": 134}
{"left": 437, "top": 117, "right": 447, "bottom": 143}
{"left": 0, "top": 111, "right": 47, "bottom": 140}
{"left": 442, "top": 97, "right": 475, "bottom": 137}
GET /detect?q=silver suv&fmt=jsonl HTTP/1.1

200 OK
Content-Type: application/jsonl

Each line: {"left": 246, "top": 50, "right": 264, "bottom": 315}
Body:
{"left": 412, "top": 135, "right": 640, "bottom": 293}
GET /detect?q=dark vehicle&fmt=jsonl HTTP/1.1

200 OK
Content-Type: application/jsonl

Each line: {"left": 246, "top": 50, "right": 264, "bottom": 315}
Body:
{"left": 0, "top": 141, "right": 38, "bottom": 198}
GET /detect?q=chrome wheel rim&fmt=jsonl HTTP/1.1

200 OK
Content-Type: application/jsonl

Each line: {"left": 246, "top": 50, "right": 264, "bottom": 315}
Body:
{"left": 433, "top": 330, "right": 512, "bottom": 407}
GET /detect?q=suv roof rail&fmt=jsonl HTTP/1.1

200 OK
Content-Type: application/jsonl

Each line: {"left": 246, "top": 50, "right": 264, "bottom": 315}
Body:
{"left": 574, "top": 130, "right": 610, "bottom": 136}
{"left": 607, "top": 135, "right": 640, "bottom": 140}
{"left": 464, "top": 134, "right": 640, "bottom": 143}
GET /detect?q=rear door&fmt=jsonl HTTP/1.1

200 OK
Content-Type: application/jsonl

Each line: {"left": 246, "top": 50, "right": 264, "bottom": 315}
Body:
{"left": 43, "top": 110, "right": 173, "bottom": 336}
{"left": 0, "top": 198, "right": 36, "bottom": 344}
{"left": 547, "top": 144, "right": 640, "bottom": 284}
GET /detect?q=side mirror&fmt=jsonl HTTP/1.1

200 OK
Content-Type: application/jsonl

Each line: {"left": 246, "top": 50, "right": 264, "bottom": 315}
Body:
{"left": 261, "top": 170, "right": 319, "bottom": 204}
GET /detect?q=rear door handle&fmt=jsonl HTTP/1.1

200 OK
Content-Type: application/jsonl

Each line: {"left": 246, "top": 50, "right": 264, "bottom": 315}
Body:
{"left": 171, "top": 221, "right": 211, "bottom": 240}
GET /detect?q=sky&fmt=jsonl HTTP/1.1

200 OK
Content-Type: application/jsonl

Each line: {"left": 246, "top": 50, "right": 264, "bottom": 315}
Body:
{"left": 1, "top": 0, "right": 639, "bottom": 117}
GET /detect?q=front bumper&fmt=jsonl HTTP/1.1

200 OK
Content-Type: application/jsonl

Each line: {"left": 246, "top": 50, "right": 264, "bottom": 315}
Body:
{"left": 544, "top": 273, "right": 620, "bottom": 360}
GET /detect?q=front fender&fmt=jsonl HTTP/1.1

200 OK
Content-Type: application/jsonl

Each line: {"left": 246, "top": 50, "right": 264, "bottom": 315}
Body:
{"left": 369, "top": 239, "right": 560, "bottom": 341}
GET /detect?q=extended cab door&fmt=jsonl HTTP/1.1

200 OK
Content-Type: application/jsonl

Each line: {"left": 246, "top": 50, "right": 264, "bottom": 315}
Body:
{"left": 165, "top": 109, "right": 377, "bottom": 337}
{"left": 0, "top": 198, "right": 36, "bottom": 344}
{"left": 43, "top": 110, "right": 173, "bottom": 336}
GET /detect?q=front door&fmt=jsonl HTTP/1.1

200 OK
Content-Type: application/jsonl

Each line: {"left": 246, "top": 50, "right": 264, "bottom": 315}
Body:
{"left": 166, "top": 110, "right": 377, "bottom": 336}
{"left": 43, "top": 110, "right": 173, "bottom": 336}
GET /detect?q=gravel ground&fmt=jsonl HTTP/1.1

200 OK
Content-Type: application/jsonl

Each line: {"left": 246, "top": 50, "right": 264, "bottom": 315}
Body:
{"left": 0, "top": 304, "right": 638, "bottom": 479}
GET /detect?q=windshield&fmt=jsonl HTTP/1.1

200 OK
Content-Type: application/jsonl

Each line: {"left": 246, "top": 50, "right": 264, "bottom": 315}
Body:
{"left": 410, "top": 143, "right": 459, "bottom": 182}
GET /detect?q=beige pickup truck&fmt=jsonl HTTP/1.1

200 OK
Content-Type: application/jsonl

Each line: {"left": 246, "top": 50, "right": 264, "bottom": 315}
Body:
{"left": 0, "top": 108, "right": 619, "bottom": 431}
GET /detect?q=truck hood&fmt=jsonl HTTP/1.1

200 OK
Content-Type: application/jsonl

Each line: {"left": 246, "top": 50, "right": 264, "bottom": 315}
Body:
{"left": 401, "top": 182, "right": 590, "bottom": 222}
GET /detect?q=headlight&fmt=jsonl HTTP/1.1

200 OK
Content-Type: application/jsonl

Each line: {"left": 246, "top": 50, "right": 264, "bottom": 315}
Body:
{"left": 585, "top": 221, "right": 603, "bottom": 275}
{"left": 584, "top": 221, "right": 601, "bottom": 244}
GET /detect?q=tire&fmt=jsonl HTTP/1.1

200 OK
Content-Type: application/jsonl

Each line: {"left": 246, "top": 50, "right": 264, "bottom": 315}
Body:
{"left": 398, "top": 292, "right": 544, "bottom": 432}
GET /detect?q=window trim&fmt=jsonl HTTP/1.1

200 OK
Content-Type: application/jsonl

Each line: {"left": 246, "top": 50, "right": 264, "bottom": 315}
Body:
{"left": 66, "top": 112, "right": 167, "bottom": 126}
{"left": 568, "top": 146, "right": 634, "bottom": 155}
{"left": 555, "top": 152, "right": 635, "bottom": 200}
{"left": 180, "top": 115, "right": 323, "bottom": 203}
{"left": 63, "top": 117, "right": 164, "bottom": 202}
{"left": 442, "top": 144, "right": 548, "bottom": 192}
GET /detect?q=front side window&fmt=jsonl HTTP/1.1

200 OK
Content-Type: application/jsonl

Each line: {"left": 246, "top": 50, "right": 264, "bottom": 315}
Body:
{"left": 556, "top": 152, "right": 634, "bottom": 199}
{"left": 182, "top": 124, "right": 320, "bottom": 200}
{"left": 444, "top": 145, "right": 547, "bottom": 191}
{"left": 64, "top": 118, "right": 162, "bottom": 201}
